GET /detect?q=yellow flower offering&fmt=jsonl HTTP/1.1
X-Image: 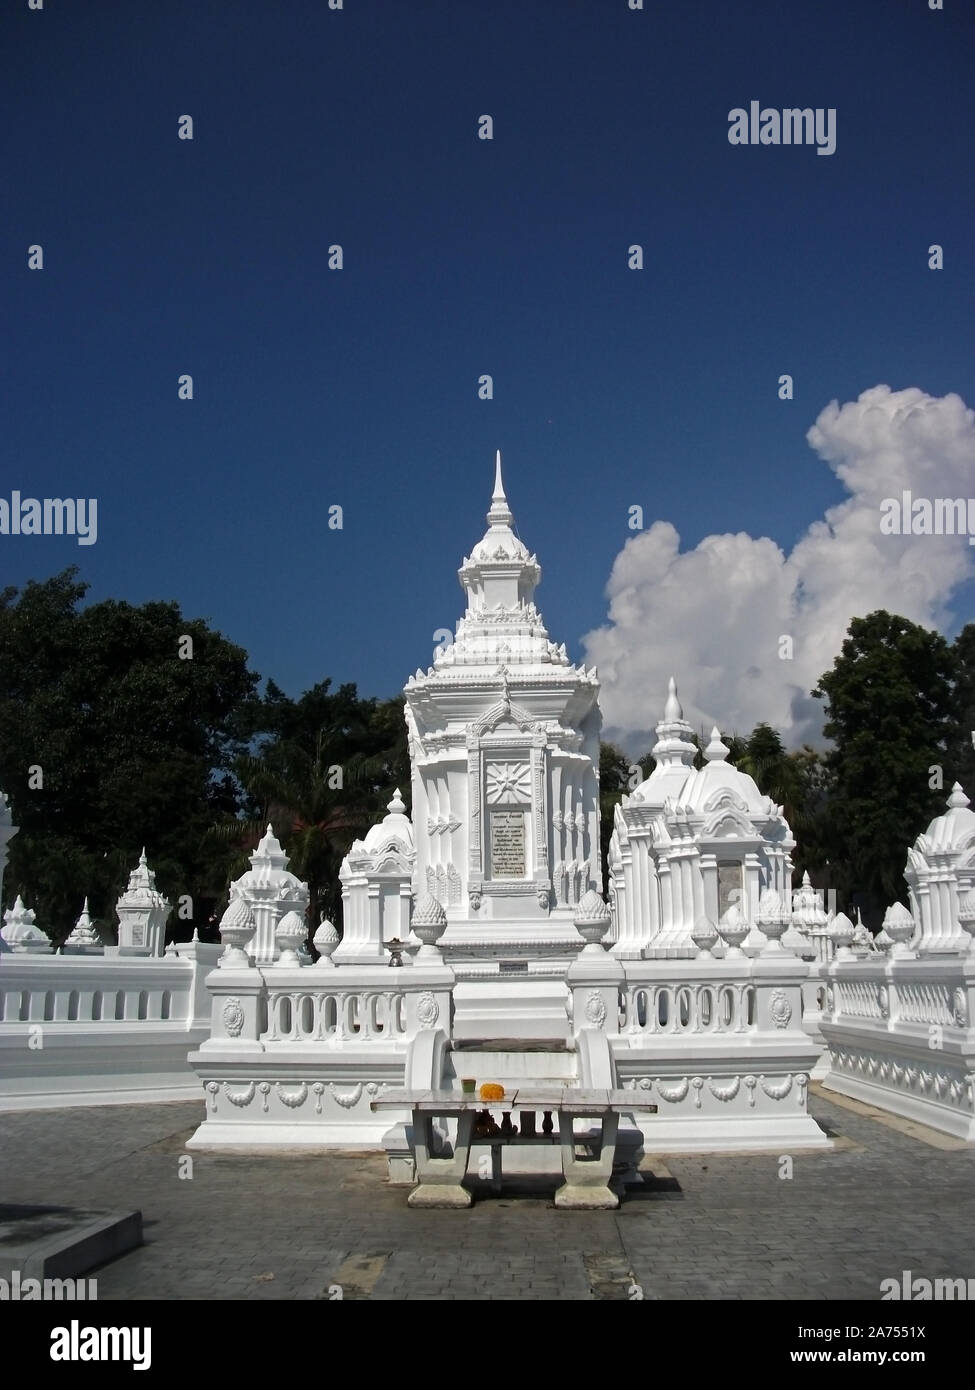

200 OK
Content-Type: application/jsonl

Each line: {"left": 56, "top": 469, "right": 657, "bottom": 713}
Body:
{"left": 479, "top": 1082, "right": 505, "bottom": 1101}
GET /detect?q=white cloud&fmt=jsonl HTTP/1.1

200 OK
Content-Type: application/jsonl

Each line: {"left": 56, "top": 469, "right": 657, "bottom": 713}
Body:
{"left": 582, "top": 385, "right": 975, "bottom": 749}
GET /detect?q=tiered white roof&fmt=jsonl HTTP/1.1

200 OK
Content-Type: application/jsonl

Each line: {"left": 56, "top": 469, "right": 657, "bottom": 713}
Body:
{"left": 406, "top": 452, "right": 594, "bottom": 684}
{"left": 915, "top": 783, "right": 975, "bottom": 853}
{"left": 630, "top": 679, "right": 779, "bottom": 822}
{"left": 359, "top": 789, "right": 415, "bottom": 858}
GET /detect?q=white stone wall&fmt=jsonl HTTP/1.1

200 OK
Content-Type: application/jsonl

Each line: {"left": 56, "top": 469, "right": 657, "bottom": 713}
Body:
{"left": 820, "top": 954, "right": 975, "bottom": 1140}
{"left": 0, "top": 941, "right": 220, "bottom": 1109}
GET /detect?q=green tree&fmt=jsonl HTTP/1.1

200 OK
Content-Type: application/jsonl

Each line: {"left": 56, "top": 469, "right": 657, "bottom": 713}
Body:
{"left": 218, "top": 682, "right": 409, "bottom": 929}
{"left": 0, "top": 569, "right": 259, "bottom": 943}
{"left": 812, "top": 611, "right": 955, "bottom": 921}
{"left": 948, "top": 623, "right": 975, "bottom": 794}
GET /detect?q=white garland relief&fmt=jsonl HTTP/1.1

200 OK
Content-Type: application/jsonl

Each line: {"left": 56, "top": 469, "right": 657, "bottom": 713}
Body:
{"left": 708, "top": 1075, "right": 740, "bottom": 1102}
{"left": 276, "top": 1082, "right": 308, "bottom": 1109}
{"left": 224, "top": 1082, "right": 256, "bottom": 1108}
{"left": 655, "top": 1077, "right": 689, "bottom": 1103}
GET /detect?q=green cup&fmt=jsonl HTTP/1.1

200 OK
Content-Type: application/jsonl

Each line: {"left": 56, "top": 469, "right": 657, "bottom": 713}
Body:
{"left": 461, "top": 1077, "right": 476, "bottom": 1095}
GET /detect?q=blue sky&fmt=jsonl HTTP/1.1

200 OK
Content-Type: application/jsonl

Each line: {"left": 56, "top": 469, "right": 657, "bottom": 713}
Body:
{"left": 5, "top": 0, "right": 974, "bottom": 744}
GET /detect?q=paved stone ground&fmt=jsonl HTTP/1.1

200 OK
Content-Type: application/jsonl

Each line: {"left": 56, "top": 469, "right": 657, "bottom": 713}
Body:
{"left": 3, "top": 1090, "right": 973, "bottom": 1300}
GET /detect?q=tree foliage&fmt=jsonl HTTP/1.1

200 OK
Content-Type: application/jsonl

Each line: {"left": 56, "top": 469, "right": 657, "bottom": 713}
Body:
{"left": 216, "top": 681, "right": 411, "bottom": 929}
{"left": 0, "top": 569, "right": 259, "bottom": 942}
{"left": 812, "top": 610, "right": 955, "bottom": 917}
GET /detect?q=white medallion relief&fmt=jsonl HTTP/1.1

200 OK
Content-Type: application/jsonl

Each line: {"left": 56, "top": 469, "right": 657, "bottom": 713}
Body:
{"left": 768, "top": 989, "right": 792, "bottom": 1029}
{"left": 416, "top": 991, "right": 440, "bottom": 1028}
{"left": 222, "top": 997, "right": 245, "bottom": 1037}
{"left": 584, "top": 989, "right": 607, "bottom": 1028}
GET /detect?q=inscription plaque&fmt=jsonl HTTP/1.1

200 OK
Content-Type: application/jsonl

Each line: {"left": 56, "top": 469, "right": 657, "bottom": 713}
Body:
{"left": 490, "top": 810, "right": 526, "bottom": 878}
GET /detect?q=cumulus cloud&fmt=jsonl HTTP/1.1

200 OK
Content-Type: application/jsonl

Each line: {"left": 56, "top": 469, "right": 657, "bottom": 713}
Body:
{"left": 582, "top": 385, "right": 975, "bottom": 750}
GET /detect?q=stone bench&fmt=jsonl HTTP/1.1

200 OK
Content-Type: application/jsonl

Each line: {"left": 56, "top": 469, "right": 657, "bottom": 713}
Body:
{"left": 372, "top": 1087, "right": 655, "bottom": 1209}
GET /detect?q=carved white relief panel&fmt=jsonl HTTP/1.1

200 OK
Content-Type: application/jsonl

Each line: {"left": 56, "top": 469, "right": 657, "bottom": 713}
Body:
{"left": 485, "top": 761, "right": 532, "bottom": 806}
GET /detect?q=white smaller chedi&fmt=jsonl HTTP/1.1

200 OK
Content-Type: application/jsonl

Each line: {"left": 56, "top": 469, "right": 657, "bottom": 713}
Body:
{"left": 0, "top": 894, "right": 51, "bottom": 954}
{"left": 227, "top": 825, "right": 309, "bottom": 966}
{"left": 905, "top": 783, "right": 975, "bottom": 954}
{"left": 115, "top": 849, "right": 171, "bottom": 956}
{"left": 789, "top": 871, "right": 830, "bottom": 961}
{"left": 335, "top": 790, "right": 415, "bottom": 965}
{"left": 62, "top": 898, "right": 103, "bottom": 953}
{"left": 607, "top": 682, "right": 796, "bottom": 959}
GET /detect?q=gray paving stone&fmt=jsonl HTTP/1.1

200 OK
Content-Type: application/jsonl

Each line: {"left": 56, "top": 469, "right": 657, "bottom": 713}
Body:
{"left": 2, "top": 1093, "right": 973, "bottom": 1300}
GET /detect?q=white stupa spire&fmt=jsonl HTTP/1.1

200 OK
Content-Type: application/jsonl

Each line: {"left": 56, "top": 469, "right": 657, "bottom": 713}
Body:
{"left": 487, "top": 449, "right": 514, "bottom": 527}
{"left": 652, "top": 676, "right": 697, "bottom": 769}
{"left": 663, "top": 676, "right": 683, "bottom": 722}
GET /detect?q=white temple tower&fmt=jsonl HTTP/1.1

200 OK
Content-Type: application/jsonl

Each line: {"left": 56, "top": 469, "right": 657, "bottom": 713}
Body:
{"left": 404, "top": 455, "right": 601, "bottom": 1034}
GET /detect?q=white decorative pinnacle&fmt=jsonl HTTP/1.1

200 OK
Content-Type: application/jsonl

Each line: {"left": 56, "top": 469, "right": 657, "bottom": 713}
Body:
{"left": 387, "top": 788, "right": 406, "bottom": 815}
{"left": 948, "top": 783, "right": 970, "bottom": 810}
{"left": 664, "top": 676, "right": 683, "bottom": 722}
{"left": 487, "top": 449, "right": 514, "bottom": 527}
{"left": 313, "top": 917, "right": 340, "bottom": 967}
{"left": 574, "top": 889, "right": 612, "bottom": 952}
{"left": 704, "top": 726, "right": 729, "bottom": 762}
{"left": 251, "top": 824, "right": 288, "bottom": 870}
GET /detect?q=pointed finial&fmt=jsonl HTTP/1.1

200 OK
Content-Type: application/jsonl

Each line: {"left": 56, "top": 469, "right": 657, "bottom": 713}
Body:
{"left": 663, "top": 676, "right": 683, "bottom": 722}
{"left": 387, "top": 788, "right": 406, "bottom": 815}
{"left": 140, "top": 846, "right": 147, "bottom": 863}
{"left": 704, "top": 726, "right": 729, "bottom": 762}
{"left": 486, "top": 450, "right": 514, "bottom": 526}
{"left": 948, "top": 783, "right": 970, "bottom": 810}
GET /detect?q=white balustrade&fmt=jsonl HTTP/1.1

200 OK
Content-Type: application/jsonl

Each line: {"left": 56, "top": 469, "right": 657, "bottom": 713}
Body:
{"left": 261, "top": 987, "right": 409, "bottom": 1042}
{"left": 895, "top": 980, "right": 954, "bottom": 1026}
{"left": 835, "top": 979, "right": 886, "bottom": 1021}
{"left": 621, "top": 980, "right": 756, "bottom": 1035}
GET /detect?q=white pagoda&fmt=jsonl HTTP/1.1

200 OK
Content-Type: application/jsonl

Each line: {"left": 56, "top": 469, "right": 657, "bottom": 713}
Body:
{"left": 608, "top": 682, "right": 796, "bottom": 958}
{"left": 403, "top": 454, "right": 601, "bottom": 1036}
